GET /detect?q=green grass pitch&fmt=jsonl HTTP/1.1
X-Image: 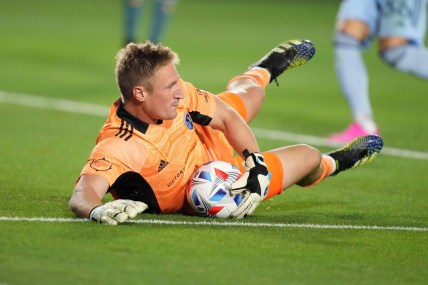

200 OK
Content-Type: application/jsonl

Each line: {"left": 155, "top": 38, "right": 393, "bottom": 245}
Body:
{"left": 0, "top": 0, "right": 427, "bottom": 284}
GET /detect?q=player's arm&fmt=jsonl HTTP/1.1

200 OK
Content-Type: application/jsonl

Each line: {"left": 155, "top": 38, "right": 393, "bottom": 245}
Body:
{"left": 69, "top": 174, "right": 148, "bottom": 225}
{"left": 209, "top": 96, "right": 260, "bottom": 157}
{"left": 69, "top": 174, "right": 109, "bottom": 218}
{"left": 209, "top": 96, "right": 271, "bottom": 218}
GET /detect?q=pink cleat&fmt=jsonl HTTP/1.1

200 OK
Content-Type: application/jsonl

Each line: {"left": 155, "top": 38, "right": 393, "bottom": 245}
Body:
{"left": 328, "top": 122, "right": 379, "bottom": 144}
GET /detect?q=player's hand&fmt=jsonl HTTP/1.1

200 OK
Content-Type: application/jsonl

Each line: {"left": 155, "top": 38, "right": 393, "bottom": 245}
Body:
{"left": 90, "top": 199, "right": 148, "bottom": 225}
{"left": 230, "top": 151, "right": 271, "bottom": 218}
{"left": 230, "top": 191, "right": 263, "bottom": 219}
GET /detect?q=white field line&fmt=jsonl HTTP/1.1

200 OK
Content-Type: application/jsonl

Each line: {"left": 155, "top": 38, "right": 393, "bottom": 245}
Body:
{"left": 1, "top": 90, "right": 427, "bottom": 160}
{"left": 0, "top": 216, "right": 427, "bottom": 232}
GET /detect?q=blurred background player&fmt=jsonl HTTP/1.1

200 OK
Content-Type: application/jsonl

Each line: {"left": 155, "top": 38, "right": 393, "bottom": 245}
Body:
{"left": 328, "top": 0, "right": 428, "bottom": 143}
{"left": 124, "top": 0, "right": 178, "bottom": 45}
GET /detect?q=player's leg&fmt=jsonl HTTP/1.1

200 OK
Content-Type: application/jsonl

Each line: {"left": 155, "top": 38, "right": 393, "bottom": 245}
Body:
{"left": 217, "top": 68, "right": 269, "bottom": 123}
{"left": 124, "top": 0, "right": 144, "bottom": 45}
{"left": 262, "top": 144, "right": 322, "bottom": 198}
{"left": 378, "top": 0, "right": 428, "bottom": 79}
{"left": 328, "top": 0, "right": 379, "bottom": 143}
{"left": 261, "top": 135, "right": 383, "bottom": 199}
{"left": 218, "top": 40, "right": 315, "bottom": 123}
{"left": 380, "top": 42, "right": 428, "bottom": 79}
{"left": 149, "top": 0, "right": 178, "bottom": 43}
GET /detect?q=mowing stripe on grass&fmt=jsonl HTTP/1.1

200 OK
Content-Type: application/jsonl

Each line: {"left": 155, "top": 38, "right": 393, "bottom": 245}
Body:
{"left": 1, "top": 217, "right": 427, "bottom": 232}
{"left": 0, "top": 90, "right": 109, "bottom": 116}
{"left": 1, "top": 90, "right": 428, "bottom": 160}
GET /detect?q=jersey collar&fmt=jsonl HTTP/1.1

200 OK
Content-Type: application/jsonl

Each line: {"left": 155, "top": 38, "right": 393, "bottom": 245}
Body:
{"left": 116, "top": 100, "right": 162, "bottom": 134}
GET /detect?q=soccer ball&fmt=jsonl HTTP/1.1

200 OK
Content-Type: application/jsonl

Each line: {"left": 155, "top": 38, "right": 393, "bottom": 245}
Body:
{"left": 187, "top": 160, "right": 244, "bottom": 218}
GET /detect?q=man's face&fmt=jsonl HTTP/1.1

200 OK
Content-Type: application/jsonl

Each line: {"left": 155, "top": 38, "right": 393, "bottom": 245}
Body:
{"left": 142, "top": 62, "right": 184, "bottom": 123}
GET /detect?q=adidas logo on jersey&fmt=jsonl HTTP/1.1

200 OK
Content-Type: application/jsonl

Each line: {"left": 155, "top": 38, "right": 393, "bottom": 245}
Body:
{"left": 115, "top": 119, "right": 134, "bottom": 141}
{"left": 158, "top": 159, "right": 169, "bottom": 172}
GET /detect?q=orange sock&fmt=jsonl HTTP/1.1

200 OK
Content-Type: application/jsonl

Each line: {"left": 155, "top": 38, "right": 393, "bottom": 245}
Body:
{"left": 226, "top": 67, "right": 271, "bottom": 89}
{"left": 244, "top": 67, "right": 271, "bottom": 88}
{"left": 322, "top": 155, "right": 336, "bottom": 176}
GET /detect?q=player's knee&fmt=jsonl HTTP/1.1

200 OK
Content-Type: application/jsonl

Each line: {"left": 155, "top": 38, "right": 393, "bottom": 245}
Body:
{"left": 338, "top": 20, "right": 370, "bottom": 41}
{"left": 297, "top": 144, "right": 322, "bottom": 171}
{"left": 380, "top": 45, "right": 402, "bottom": 67}
{"left": 379, "top": 44, "right": 417, "bottom": 71}
{"left": 380, "top": 44, "right": 428, "bottom": 79}
{"left": 334, "top": 31, "right": 362, "bottom": 50}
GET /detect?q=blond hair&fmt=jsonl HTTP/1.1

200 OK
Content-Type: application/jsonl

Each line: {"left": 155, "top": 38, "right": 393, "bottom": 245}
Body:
{"left": 115, "top": 41, "right": 180, "bottom": 99}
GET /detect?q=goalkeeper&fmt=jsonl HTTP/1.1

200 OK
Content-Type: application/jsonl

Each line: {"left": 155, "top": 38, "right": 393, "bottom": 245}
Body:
{"left": 69, "top": 40, "right": 383, "bottom": 224}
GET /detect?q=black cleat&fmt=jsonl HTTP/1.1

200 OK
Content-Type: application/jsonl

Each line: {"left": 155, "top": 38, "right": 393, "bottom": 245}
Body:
{"left": 327, "top": 135, "right": 383, "bottom": 176}
{"left": 251, "top": 39, "right": 316, "bottom": 83}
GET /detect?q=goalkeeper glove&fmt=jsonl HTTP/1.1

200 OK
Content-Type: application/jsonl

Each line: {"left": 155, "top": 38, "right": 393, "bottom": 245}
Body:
{"left": 230, "top": 150, "right": 271, "bottom": 219}
{"left": 90, "top": 199, "right": 148, "bottom": 225}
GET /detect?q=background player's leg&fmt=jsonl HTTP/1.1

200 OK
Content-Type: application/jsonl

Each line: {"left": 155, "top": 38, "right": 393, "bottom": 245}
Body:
{"left": 381, "top": 43, "right": 428, "bottom": 79}
{"left": 378, "top": 0, "right": 428, "bottom": 79}
{"left": 329, "top": 29, "right": 378, "bottom": 143}
{"left": 124, "top": 0, "right": 144, "bottom": 45}
{"left": 149, "top": 0, "right": 178, "bottom": 43}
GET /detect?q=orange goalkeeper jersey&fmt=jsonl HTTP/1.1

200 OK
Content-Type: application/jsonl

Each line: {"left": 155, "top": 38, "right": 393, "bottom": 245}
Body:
{"left": 79, "top": 79, "right": 238, "bottom": 213}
